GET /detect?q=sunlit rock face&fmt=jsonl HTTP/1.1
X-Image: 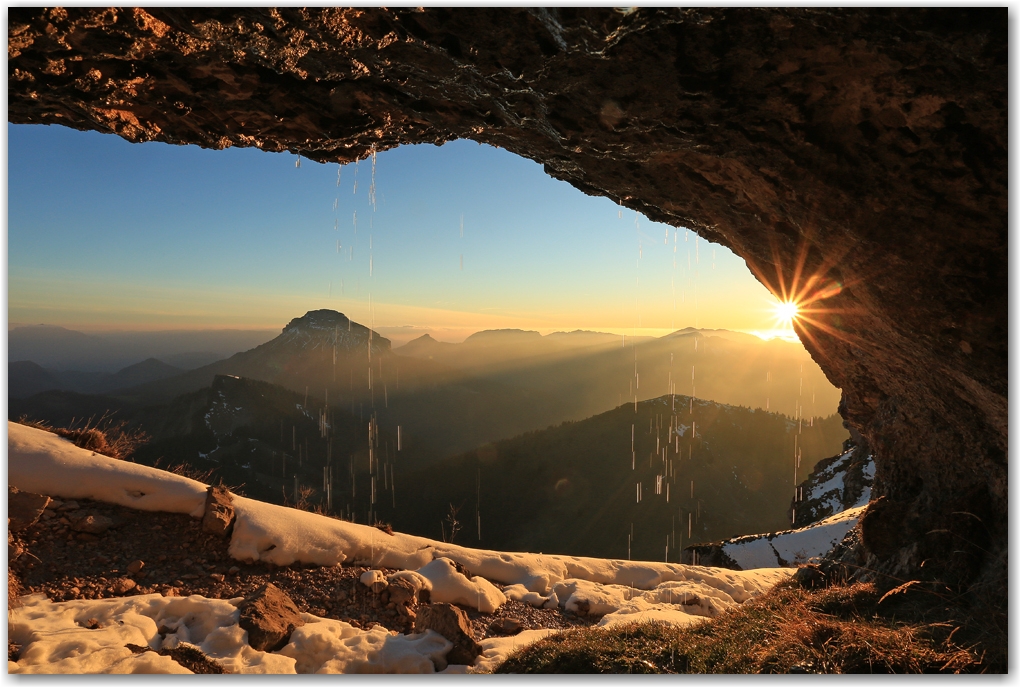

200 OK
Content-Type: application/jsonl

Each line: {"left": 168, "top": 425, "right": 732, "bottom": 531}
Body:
{"left": 8, "top": 8, "right": 1006, "bottom": 591}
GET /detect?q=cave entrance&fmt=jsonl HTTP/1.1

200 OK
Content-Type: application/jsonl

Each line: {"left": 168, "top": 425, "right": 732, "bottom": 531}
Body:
{"left": 6, "top": 7, "right": 1006, "bottom": 614}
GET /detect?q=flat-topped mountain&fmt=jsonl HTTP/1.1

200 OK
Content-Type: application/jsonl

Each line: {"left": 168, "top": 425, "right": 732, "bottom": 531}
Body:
{"left": 112, "top": 310, "right": 391, "bottom": 405}
{"left": 277, "top": 310, "right": 391, "bottom": 356}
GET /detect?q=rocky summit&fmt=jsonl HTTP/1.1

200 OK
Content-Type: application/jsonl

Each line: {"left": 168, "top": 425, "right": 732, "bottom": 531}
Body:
{"left": 279, "top": 310, "right": 391, "bottom": 356}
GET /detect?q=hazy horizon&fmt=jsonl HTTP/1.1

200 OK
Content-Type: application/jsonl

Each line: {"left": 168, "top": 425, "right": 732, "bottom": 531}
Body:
{"left": 8, "top": 317, "right": 799, "bottom": 350}
{"left": 9, "top": 124, "right": 797, "bottom": 342}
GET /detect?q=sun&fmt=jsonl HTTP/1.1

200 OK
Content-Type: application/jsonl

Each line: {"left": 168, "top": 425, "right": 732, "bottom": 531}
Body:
{"left": 774, "top": 300, "right": 800, "bottom": 326}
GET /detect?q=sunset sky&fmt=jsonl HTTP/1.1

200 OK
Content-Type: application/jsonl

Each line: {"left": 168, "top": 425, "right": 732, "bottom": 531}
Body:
{"left": 8, "top": 123, "right": 793, "bottom": 344}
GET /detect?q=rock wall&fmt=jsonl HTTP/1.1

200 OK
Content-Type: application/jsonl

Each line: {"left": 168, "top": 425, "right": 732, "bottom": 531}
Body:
{"left": 8, "top": 8, "right": 1007, "bottom": 592}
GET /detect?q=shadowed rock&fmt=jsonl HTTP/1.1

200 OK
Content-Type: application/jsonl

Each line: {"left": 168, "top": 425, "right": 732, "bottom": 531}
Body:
{"left": 237, "top": 583, "right": 305, "bottom": 652}
{"left": 8, "top": 488, "right": 51, "bottom": 532}
{"left": 414, "top": 603, "right": 481, "bottom": 665}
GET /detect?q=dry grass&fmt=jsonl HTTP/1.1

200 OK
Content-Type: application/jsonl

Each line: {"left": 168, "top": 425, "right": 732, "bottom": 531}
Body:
{"left": 8, "top": 567, "right": 22, "bottom": 613}
{"left": 496, "top": 581, "right": 999, "bottom": 674}
{"left": 16, "top": 415, "right": 148, "bottom": 461}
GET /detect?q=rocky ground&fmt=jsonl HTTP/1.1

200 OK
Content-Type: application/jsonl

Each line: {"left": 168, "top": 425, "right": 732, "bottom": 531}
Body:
{"left": 8, "top": 493, "right": 596, "bottom": 670}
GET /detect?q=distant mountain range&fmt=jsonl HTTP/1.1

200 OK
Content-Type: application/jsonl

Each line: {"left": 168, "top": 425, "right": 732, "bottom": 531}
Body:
{"left": 9, "top": 358, "right": 183, "bottom": 398}
{"left": 8, "top": 324, "right": 276, "bottom": 373}
{"left": 10, "top": 309, "right": 843, "bottom": 461}
{"left": 392, "top": 321, "right": 839, "bottom": 428}
{"left": 8, "top": 306, "right": 852, "bottom": 559}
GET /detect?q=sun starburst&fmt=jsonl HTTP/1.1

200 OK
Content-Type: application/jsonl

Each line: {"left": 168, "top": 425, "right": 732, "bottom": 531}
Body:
{"left": 774, "top": 300, "right": 800, "bottom": 327}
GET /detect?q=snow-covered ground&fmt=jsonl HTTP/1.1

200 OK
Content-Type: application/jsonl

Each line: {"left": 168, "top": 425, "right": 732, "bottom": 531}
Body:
{"left": 721, "top": 505, "right": 864, "bottom": 570}
{"left": 8, "top": 421, "right": 794, "bottom": 674}
{"left": 801, "top": 447, "right": 873, "bottom": 517}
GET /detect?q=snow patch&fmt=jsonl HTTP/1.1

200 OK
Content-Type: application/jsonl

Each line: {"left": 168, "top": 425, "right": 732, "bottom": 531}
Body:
{"left": 9, "top": 594, "right": 452, "bottom": 674}
{"left": 8, "top": 422, "right": 207, "bottom": 518}
{"left": 722, "top": 505, "right": 865, "bottom": 570}
{"left": 414, "top": 558, "right": 506, "bottom": 613}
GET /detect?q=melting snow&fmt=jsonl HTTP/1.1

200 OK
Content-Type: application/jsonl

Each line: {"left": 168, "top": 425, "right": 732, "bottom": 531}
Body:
{"left": 721, "top": 506, "right": 865, "bottom": 570}
{"left": 8, "top": 421, "right": 794, "bottom": 673}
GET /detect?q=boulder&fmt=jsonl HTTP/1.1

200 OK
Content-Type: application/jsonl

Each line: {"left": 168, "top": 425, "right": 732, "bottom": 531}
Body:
{"left": 8, "top": 488, "right": 51, "bottom": 532}
{"left": 237, "top": 583, "right": 305, "bottom": 652}
{"left": 414, "top": 603, "right": 481, "bottom": 665}
{"left": 202, "top": 485, "right": 235, "bottom": 536}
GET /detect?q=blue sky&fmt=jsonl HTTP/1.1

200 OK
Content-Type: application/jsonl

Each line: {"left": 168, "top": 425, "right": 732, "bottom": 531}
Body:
{"left": 8, "top": 123, "right": 789, "bottom": 344}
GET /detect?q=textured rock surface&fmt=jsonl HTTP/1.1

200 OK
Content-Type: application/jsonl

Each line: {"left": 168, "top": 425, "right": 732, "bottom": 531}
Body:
{"left": 414, "top": 602, "right": 482, "bottom": 666}
{"left": 791, "top": 440, "right": 873, "bottom": 529}
{"left": 7, "top": 8, "right": 1006, "bottom": 593}
{"left": 237, "top": 582, "right": 305, "bottom": 652}
{"left": 202, "top": 485, "right": 235, "bottom": 536}
{"left": 8, "top": 488, "right": 51, "bottom": 532}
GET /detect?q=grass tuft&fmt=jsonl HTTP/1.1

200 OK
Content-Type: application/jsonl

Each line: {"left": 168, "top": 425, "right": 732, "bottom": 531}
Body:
{"left": 16, "top": 414, "right": 148, "bottom": 461}
{"left": 496, "top": 581, "right": 998, "bottom": 674}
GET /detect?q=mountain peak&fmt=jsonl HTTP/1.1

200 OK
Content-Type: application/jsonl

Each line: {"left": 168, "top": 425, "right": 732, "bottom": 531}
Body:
{"left": 274, "top": 310, "right": 391, "bottom": 355}
{"left": 282, "top": 310, "right": 353, "bottom": 333}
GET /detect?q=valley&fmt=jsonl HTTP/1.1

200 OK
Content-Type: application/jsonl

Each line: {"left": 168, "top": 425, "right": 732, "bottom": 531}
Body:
{"left": 10, "top": 310, "right": 847, "bottom": 554}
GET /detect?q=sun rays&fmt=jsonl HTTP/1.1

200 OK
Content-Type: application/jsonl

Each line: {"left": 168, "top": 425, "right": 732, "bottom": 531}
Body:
{"left": 743, "top": 219, "right": 864, "bottom": 354}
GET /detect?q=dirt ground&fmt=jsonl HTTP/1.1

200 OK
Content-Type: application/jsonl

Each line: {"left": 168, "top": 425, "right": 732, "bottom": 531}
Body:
{"left": 9, "top": 496, "right": 596, "bottom": 650}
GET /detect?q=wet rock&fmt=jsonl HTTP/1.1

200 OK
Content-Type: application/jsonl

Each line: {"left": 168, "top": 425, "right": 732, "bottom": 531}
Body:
{"left": 414, "top": 603, "right": 482, "bottom": 665}
{"left": 8, "top": 488, "right": 52, "bottom": 532}
{"left": 237, "top": 583, "right": 305, "bottom": 652}
{"left": 202, "top": 485, "right": 235, "bottom": 536}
